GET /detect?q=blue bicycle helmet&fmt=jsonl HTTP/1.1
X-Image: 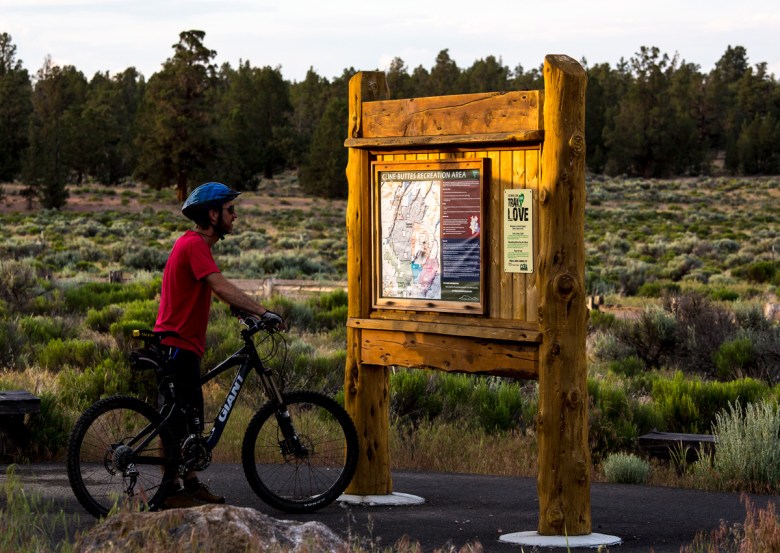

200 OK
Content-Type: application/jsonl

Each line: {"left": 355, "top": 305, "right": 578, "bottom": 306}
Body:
{"left": 181, "top": 182, "right": 241, "bottom": 220}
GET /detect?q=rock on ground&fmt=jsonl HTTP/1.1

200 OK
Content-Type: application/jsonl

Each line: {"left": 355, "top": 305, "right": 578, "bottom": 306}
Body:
{"left": 74, "top": 504, "right": 348, "bottom": 553}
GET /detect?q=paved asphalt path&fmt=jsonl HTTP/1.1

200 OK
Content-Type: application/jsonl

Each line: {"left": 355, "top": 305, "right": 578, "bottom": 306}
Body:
{"left": 1, "top": 463, "right": 776, "bottom": 552}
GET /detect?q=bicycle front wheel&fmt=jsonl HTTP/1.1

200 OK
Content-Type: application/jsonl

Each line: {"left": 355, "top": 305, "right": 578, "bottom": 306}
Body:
{"left": 242, "top": 390, "right": 359, "bottom": 513}
{"left": 66, "top": 395, "right": 176, "bottom": 517}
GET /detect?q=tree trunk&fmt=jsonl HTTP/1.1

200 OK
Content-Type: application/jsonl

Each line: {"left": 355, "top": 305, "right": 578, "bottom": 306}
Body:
{"left": 177, "top": 171, "right": 188, "bottom": 202}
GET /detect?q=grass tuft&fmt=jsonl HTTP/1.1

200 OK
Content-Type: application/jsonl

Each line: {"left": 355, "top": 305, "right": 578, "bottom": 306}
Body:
{"left": 601, "top": 452, "right": 651, "bottom": 484}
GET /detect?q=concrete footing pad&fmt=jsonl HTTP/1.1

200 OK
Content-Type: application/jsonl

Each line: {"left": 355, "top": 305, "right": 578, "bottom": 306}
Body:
{"left": 499, "top": 531, "right": 622, "bottom": 549}
{"left": 337, "top": 492, "right": 426, "bottom": 506}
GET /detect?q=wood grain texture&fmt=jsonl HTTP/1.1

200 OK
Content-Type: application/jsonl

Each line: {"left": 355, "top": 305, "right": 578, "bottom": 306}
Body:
{"left": 359, "top": 91, "right": 542, "bottom": 138}
{"left": 536, "top": 54, "right": 590, "bottom": 536}
{"left": 345, "top": 72, "right": 392, "bottom": 495}
{"left": 345, "top": 130, "right": 544, "bottom": 148}
{"left": 359, "top": 329, "right": 538, "bottom": 378}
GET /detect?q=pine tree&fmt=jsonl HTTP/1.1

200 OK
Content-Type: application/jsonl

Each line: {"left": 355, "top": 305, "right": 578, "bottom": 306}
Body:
{"left": 299, "top": 96, "right": 348, "bottom": 199}
{"left": 23, "top": 57, "right": 87, "bottom": 209}
{"left": 0, "top": 33, "right": 32, "bottom": 182}
{"left": 134, "top": 30, "right": 217, "bottom": 200}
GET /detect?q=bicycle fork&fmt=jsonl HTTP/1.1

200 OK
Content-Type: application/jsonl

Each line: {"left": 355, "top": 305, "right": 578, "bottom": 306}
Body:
{"left": 258, "top": 370, "right": 309, "bottom": 458}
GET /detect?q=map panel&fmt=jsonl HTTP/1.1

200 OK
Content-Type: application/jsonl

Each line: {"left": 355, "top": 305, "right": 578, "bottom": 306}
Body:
{"left": 378, "top": 167, "right": 481, "bottom": 304}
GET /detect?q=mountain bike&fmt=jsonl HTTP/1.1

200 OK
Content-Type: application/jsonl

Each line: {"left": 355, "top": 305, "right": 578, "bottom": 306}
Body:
{"left": 66, "top": 309, "right": 359, "bottom": 518}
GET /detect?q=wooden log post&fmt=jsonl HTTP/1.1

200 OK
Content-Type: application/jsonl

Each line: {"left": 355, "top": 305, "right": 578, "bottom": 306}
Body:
{"left": 344, "top": 71, "right": 393, "bottom": 495}
{"left": 536, "top": 55, "right": 590, "bottom": 535}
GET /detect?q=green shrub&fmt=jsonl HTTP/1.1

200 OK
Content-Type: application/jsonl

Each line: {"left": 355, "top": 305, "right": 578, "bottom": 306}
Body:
{"left": 588, "top": 377, "right": 664, "bottom": 460}
{"left": 733, "top": 302, "right": 772, "bottom": 331}
{"left": 201, "top": 306, "right": 244, "bottom": 369}
{"left": 651, "top": 372, "right": 768, "bottom": 433}
{"left": 85, "top": 304, "right": 124, "bottom": 332}
{"left": 24, "top": 392, "right": 71, "bottom": 459}
{"left": 608, "top": 355, "right": 644, "bottom": 378}
{"left": 0, "top": 319, "right": 24, "bottom": 367}
{"left": 116, "top": 299, "right": 158, "bottom": 327}
{"left": 637, "top": 281, "right": 681, "bottom": 298}
{"left": 602, "top": 452, "right": 650, "bottom": 484}
{"left": 708, "top": 288, "right": 740, "bottom": 301}
{"left": 36, "top": 338, "right": 102, "bottom": 371}
{"left": 56, "top": 356, "right": 132, "bottom": 410}
{"left": 733, "top": 261, "right": 777, "bottom": 284}
{"left": 286, "top": 349, "right": 346, "bottom": 394}
{"left": 438, "top": 373, "right": 474, "bottom": 415}
{"left": 264, "top": 290, "right": 348, "bottom": 333}
{"left": 390, "top": 369, "right": 443, "bottom": 425}
{"left": 667, "top": 293, "right": 738, "bottom": 377}
{"left": 472, "top": 378, "right": 530, "bottom": 432}
{"left": 591, "top": 331, "right": 635, "bottom": 363}
{"left": 0, "top": 259, "right": 40, "bottom": 312}
{"left": 18, "top": 315, "right": 75, "bottom": 345}
{"left": 711, "top": 400, "right": 780, "bottom": 493}
{"left": 265, "top": 296, "right": 314, "bottom": 332}
{"left": 62, "top": 278, "right": 160, "bottom": 313}
{"left": 124, "top": 246, "right": 167, "bottom": 271}
{"left": 612, "top": 307, "right": 679, "bottom": 370}
{"left": 588, "top": 310, "right": 616, "bottom": 333}
{"left": 714, "top": 337, "right": 758, "bottom": 380}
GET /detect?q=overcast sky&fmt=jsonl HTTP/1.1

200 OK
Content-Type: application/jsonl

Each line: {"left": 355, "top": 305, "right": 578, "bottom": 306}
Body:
{"left": 2, "top": 0, "right": 779, "bottom": 82}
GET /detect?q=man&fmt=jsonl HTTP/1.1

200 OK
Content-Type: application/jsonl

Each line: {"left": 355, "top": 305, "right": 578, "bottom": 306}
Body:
{"left": 154, "top": 181, "right": 284, "bottom": 508}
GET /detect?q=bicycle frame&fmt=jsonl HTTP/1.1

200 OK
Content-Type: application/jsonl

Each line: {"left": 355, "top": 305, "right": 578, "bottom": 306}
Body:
{"left": 129, "top": 328, "right": 289, "bottom": 463}
{"left": 198, "top": 337, "right": 284, "bottom": 450}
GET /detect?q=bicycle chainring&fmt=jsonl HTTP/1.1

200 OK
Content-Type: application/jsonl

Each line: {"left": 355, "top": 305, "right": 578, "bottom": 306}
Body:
{"left": 180, "top": 435, "right": 211, "bottom": 473}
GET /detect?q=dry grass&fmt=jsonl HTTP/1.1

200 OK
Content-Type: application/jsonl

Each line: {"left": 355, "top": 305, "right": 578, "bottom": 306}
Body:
{"left": 389, "top": 420, "right": 538, "bottom": 478}
{"left": 681, "top": 495, "right": 780, "bottom": 553}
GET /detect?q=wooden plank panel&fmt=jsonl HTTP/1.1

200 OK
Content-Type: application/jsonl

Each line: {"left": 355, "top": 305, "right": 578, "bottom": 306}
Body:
{"left": 348, "top": 317, "right": 543, "bottom": 342}
{"left": 511, "top": 149, "right": 527, "bottom": 321}
{"left": 360, "top": 329, "right": 538, "bottom": 378}
{"left": 360, "top": 91, "right": 542, "bottom": 138}
{"left": 526, "top": 148, "right": 540, "bottom": 322}
{"left": 345, "top": 130, "right": 545, "bottom": 148}
{"left": 486, "top": 151, "right": 501, "bottom": 318}
{"left": 499, "top": 150, "right": 514, "bottom": 319}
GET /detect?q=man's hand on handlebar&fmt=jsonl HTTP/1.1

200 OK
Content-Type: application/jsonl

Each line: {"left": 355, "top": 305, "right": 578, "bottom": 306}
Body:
{"left": 260, "top": 310, "right": 286, "bottom": 332}
{"left": 230, "top": 306, "right": 287, "bottom": 332}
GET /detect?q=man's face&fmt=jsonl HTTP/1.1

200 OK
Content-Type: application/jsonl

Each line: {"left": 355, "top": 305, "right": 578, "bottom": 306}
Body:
{"left": 215, "top": 201, "right": 237, "bottom": 235}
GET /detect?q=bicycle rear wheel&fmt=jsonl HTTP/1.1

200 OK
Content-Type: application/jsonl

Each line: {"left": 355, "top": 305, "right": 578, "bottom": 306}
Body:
{"left": 66, "top": 395, "right": 176, "bottom": 517}
{"left": 241, "top": 390, "right": 359, "bottom": 513}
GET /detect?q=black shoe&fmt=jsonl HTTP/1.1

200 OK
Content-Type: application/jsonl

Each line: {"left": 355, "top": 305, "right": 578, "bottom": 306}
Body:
{"left": 184, "top": 478, "right": 225, "bottom": 504}
{"left": 162, "top": 487, "right": 206, "bottom": 509}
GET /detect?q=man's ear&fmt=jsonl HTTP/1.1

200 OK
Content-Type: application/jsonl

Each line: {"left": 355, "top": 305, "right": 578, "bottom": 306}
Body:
{"left": 208, "top": 208, "right": 220, "bottom": 226}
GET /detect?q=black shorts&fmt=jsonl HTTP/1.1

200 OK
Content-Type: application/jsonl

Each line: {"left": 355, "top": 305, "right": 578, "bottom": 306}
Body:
{"left": 163, "top": 346, "right": 204, "bottom": 434}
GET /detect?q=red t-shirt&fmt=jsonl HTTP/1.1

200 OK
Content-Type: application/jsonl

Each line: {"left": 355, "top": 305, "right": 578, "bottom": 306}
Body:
{"left": 154, "top": 230, "right": 220, "bottom": 357}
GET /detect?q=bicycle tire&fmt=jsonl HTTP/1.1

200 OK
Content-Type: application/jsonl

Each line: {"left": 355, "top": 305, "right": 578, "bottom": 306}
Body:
{"left": 66, "top": 395, "right": 177, "bottom": 517}
{"left": 241, "top": 390, "right": 359, "bottom": 513}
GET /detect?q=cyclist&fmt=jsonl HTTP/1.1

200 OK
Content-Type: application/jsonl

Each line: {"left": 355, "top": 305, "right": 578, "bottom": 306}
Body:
{"left": 154, "top": 181, "right": 284, "bottom": 509}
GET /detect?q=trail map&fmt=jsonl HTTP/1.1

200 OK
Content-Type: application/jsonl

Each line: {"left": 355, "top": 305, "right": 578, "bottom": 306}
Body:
{"left": 378, "top": 168, "right": 481, "bottom": 304}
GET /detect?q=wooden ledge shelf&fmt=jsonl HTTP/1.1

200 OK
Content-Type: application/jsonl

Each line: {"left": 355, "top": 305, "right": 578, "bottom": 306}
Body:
{"left": 347, "top": 317, "right": 542, "bottom": 343}
{"left": 345, "top": 130, "right": 544, "bottom": 149}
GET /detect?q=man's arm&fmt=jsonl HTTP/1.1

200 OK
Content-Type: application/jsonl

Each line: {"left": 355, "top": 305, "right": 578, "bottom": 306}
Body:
{"left": 204, "top": 272, "right": 268, "bottom": 317}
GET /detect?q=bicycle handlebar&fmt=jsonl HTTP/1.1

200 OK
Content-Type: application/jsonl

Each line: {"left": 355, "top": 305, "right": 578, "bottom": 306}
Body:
{"left": 230, "top": 307, "right": 287, "bottom": 335}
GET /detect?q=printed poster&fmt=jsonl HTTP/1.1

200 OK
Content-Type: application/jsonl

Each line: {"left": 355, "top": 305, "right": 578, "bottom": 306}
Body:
{"left": 503, "top": 189, "right": 534, "bottom": 273}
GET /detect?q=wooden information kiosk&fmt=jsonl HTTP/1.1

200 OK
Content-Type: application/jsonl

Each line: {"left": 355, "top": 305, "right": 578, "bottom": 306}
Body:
{"left": 344, "top": 55, "right": 590, "bottom": 536}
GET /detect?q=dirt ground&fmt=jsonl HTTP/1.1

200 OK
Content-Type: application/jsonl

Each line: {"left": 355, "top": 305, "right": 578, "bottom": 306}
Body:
{"left": 0, "top": 178, "right": 322, "bottom": 216}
